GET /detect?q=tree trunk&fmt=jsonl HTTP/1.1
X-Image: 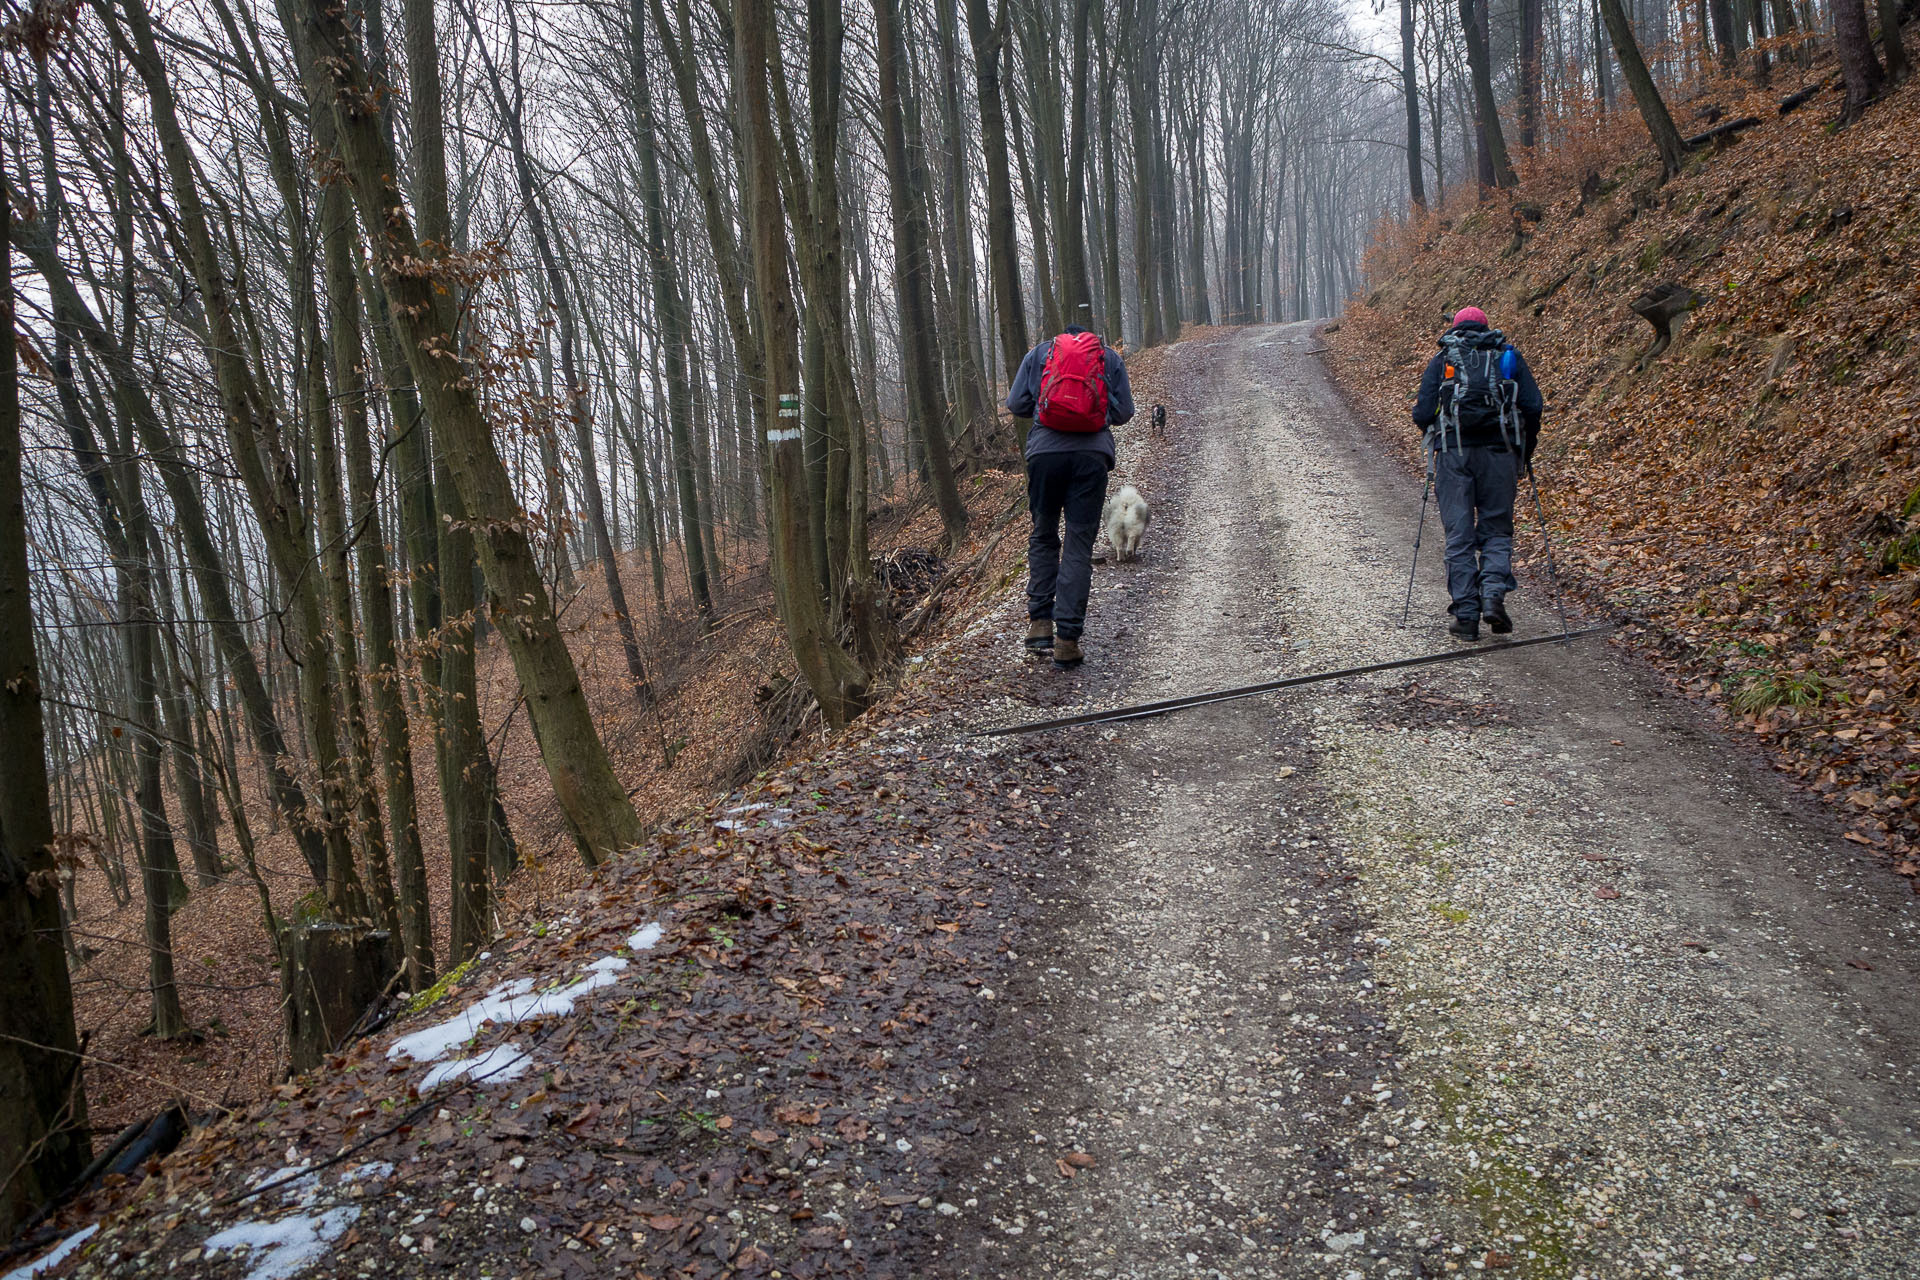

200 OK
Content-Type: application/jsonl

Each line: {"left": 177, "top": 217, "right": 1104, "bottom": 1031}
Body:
{"left": 1005, "top": 46, "right": 1061, "bottom": 337}
{"left": 308, "top": 273, "right": 399, "bottom": 939}
{"left": 10, "top": 219, "right": 331, "bottom": 886}
{"left": 1709, "top": 0, "right": 1737, "bottom": 68}
{"left": 302, "top": 0, "right": 645, "bottom": 866}
{"left": 116, "top": 0, "right": 367, "bottom": 918}
{"left": 1832, "top": 0, "right": 1887, "bottom": 118}
{"left": 1460, "top": 0, "right": 1518, "bottom": 187}
{"left": 1597, "top": 0, "right": 1691, "bottom": 175}
{"left": 0, "top": 188, "right": 91, "bottom": 1236}
{"left": 323, "top": 182, "right": 434, "bottom": 987}
{"left": 463, "top": 0, "right": 651, "bottom": 700}
{"left": 1595, "top": 0, "right": 1614, "bottom": 107}
{"left": 1096, "top": 5, "right": 1125, "bottom": 345}
{"left": 873, "top": 0, "right": 970, "bottom": 548}
{"left": 631, "top": 14, "right": 714, "bottom": 623}
{"left": 1519, "top": 0, "right": 1543, "bottom": 149}
{"left": 1880, "top": 0, "right": 1910, "bottom": 83}
{"left": 1402, "top": 0, "right": 1427, "bottom": 206}
{"left": 741, "top": 0, "right": 872, "bottom": 727}
{"left": 1059, "top": 0, "right": 1098, "bottom": 322}
{"left": 967, "top": 0, "right": 1032, "bottom": 371}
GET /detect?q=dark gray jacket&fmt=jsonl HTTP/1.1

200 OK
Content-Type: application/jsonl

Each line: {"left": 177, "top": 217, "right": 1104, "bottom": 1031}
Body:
{"left": 1411, "top": 322, "right": 1544, "bottom": 452}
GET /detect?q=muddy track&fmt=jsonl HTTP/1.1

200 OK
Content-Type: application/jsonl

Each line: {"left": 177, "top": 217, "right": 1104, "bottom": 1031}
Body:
{"left": 928, "top": 324, "right": 1920, "bottom": 1280}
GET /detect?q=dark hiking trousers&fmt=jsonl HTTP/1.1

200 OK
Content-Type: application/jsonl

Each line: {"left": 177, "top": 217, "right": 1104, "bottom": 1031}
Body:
{"left": 1026, "top": 451, "right": 1110, "bottom": 641}
{"left": 1434, "top": 444, "right": 1518, "bottom": 623}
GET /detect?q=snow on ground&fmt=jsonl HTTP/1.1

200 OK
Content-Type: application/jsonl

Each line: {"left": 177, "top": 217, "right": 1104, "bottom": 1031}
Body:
{"left": 2, "top": 1225, "right": 98, "bottom": 1280}
{"left": 201, "top": 1207, "right": 359, "bottom": 1280}
{"left": 420, "top": 1041, "right": 532, "bottom": 1089}
{"left": 387, "top": 956, "right": 630, "bottom": 1065}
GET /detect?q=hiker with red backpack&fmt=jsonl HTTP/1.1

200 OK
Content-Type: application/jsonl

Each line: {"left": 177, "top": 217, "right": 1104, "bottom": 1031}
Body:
{"left": 1410, "top": 306, "right": 1544, "bottom": 641}
{"left": 1006, "top": 325, "right": 1135, "bottom": 668}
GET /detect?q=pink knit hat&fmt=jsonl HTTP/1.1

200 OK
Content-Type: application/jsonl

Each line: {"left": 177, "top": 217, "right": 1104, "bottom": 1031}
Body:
{"left": 1452, "top": 306, "right": 1489, "bottom": 326}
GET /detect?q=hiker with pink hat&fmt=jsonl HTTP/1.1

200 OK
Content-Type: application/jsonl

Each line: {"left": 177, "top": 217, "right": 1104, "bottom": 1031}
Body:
{"left": 1408, "top": 308, "right": 1545, "bottom": 640}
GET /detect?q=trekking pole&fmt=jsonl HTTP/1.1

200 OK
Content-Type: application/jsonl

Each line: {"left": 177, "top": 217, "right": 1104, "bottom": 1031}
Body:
{"left": 1523, "top": 458, "right": 1571, "bottom": 638}
{"left": 1401, "top": 444, "right": 1435, "bottom": 628}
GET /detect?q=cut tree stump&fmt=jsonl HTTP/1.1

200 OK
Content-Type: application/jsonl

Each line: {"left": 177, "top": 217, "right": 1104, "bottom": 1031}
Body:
{"left": 279, "top": 922, "right": 400, "bottom": 1074}
{"left": 1630, "top": 283, "right": 1703, "bottom": 369}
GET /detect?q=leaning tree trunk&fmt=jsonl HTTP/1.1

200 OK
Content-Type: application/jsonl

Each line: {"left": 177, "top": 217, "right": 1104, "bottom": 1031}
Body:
{"left": 466, "top": 0, "right": 652, "bottom": 700}
{"left": 117, "top": 0, "right": 366, "bottom": 917}
{"left": 1596, "top": 0, "right": 1691, "bottom": 176}
{"left": 303, "top": 0, "right": 643, "bottom": 866}
{"left": 10, "top": 223, "right": 331, "bottom": 886}
{"left": 0, "top": 189, "right": 91, "bottom": 1237}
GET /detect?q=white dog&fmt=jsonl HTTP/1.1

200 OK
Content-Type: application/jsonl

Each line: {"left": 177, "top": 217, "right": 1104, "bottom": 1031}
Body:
{"left": 1103, "top": 485, "right": 1151, "bottom": 563}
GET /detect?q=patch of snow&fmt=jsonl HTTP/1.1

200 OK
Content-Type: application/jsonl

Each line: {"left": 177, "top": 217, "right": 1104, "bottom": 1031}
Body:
{"left": 420, "top": 1041, "right": 532, "bottom": 1089}
{"left": 202, "top": 1206, "right": 358, "bottom": 1280}
{"left": 389, "top": 959, "right": 630, "bottom": 1066}
{"left": 338, "top": 1161, "right": 394, "bottom": 1184}
{"left": 388, "top": 977, "right": 534, "bottom": 1063}
{"left": 626, "top": 922, "right": 664, "bottom": 951}
{"left": 3, "top": 1225, "right": 99, "bottom": 1280}
{"left": 246, "top": 1160, "right": 319, "bottom": 1207}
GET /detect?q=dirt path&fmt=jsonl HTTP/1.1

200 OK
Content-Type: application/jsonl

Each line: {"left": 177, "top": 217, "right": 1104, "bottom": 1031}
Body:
{"left": 935, "top": 325, "right": 1920, "bottom": 1279}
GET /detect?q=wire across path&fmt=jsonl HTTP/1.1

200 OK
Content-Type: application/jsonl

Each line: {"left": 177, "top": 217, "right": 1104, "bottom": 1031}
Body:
{"left": 974, "top": 623, "right": 1616, "bottom": 738}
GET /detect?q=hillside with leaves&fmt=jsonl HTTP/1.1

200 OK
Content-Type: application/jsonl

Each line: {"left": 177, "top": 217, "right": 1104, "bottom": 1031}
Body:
{"left": 1330, "top": 64, "right": 1920, "bottom": 872}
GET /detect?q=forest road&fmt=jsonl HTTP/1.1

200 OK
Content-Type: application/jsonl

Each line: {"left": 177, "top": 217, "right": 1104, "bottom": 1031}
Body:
{"left": 933, "top": 322, "right": 1920, "bottom": 1279}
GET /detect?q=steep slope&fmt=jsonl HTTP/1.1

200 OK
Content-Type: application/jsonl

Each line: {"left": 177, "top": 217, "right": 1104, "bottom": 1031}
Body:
{"left": 1330, "top": 68, "right": 1920, "bottom": 871}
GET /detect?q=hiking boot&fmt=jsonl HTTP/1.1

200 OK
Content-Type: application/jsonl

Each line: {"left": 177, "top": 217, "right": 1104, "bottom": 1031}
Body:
{"left": 1485, "top": 594, "right": 1512, "bottom": 634}
{"left": 1447, "top": 616, "right": 1480, "bottom": 641}
{"left": 1024, "top": 619, "right": 1055, "bottom": 653}
{"left": 1051, "top": 636, "right": 1084, "bottom": 669}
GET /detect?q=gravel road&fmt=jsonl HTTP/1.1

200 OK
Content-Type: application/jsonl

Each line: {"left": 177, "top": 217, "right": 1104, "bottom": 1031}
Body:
{"left": 935, "top": 324, "right": 1920, "bottom": 1279}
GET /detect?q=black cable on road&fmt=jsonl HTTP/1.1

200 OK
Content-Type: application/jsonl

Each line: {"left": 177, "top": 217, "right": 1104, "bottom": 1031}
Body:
{"left": 973, "top": 623, "right": 1617, "bottom": 738}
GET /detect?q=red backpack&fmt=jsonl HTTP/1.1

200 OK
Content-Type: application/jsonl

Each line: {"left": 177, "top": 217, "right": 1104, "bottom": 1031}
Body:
{"left": 1035, "top": 332, "right": 1109, "bottom": 433}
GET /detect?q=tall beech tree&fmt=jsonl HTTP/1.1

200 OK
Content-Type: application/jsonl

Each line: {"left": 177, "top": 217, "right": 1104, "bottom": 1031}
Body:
{"left": 299, "top": 0, "right": 644, "bottom": 866}
{"left": 0, "top": 152, "right": 90, "bottom": 1236}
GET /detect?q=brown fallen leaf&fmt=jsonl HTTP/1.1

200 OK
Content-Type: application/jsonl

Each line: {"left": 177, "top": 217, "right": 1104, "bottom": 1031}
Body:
{"left": 1062, "top": 1152, "right": 1095, "bottom": 1168}
{"left": 1055, "top": 1158, "right": 1077, "bottom": 1179}
{"left": 1846, "top": 958, "right": 1874, "bottom": 971}
{"left": 1594, "top": 885, "right": 1621, "bottom": 900}
{"left": 1578, "top": 852, "right": 1608, "bottom": 863}
{"left": 1485, "top": 1249, "right": 1515, "bottom": 1268}
{"left": 646, "top": 1214, "right": 680, "bottom": 1231}
{"left": 934, "top": 922, "right": 960, "bottom": 933}
{"left": 750, "top": 1129, "right": 779, "bottom": 1144}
